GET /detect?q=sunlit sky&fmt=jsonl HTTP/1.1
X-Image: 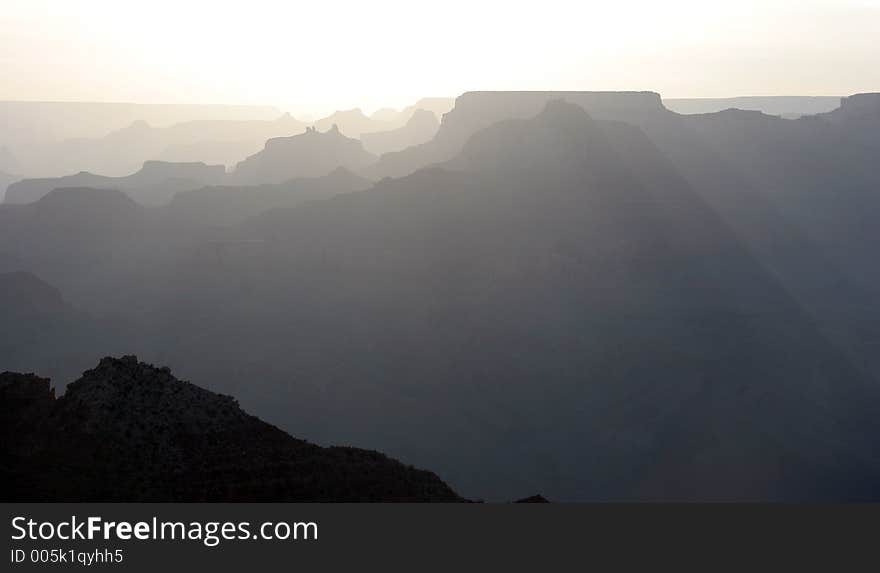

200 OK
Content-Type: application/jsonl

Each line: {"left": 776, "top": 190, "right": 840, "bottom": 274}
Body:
{"left": 2, "top": 0, "right": 878, "bottom": 115}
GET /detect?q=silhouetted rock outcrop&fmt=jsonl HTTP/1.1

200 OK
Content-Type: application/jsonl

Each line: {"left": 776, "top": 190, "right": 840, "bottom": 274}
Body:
{"left": 314, "top": 108, "right": 389, "bottom": 138}
{"left": 231, "top": 125, "right": 375, "bottom": 184}
{"left": 5, "top": 161, "right": 226, "bottom": 205}
{"left": 820, "top": 92, "right": 880, "bottom": 121}
{"left": 0, "top": 356, "right": 462, "bottom": 501}
{"left": 144, "top": 113, "right": 306, "bottom": 168}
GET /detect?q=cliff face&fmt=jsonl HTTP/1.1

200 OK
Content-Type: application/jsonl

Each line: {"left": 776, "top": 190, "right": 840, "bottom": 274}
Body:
{"left": 0, "top": 356, "right": 462, "bottom": 502}
{"left": 443, "top": 91, "right": 666, "bottom": 133}
{"left": 440, "top": 92, "right": 667, "bottom": 150}
{"left": 370, "top": 91, "right": 670, "bottom": 178}
{"left": 826, "top": 93, "right": 880, "bottom": 121}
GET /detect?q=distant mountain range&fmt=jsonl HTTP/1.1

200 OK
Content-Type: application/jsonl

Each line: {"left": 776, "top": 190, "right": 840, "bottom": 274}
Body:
{"left": 4, "top": 130, "right": 377, "bottom": 207}
{"left": 370, "top": 98, "right": 454, "bottom": 127}
{"left": 1, "top": 98, "right": 454, "bottom": 179}
{"left": 367, "top": 91, "right": 671, "bottom": 179}
{"left": 23, "top": 114, "right": 307, "bottom": 177}
{"left": 664, "top": 96, "right": 842, "bottom": 118}
{"left": 236, "top": 99, "right": 880, "bottom": 500}
{"left": 5, "top": 160, "right": 226, "bottom": 205}
{"left": 0, "top": 355, "right": 462, "bottom": 501}
{"left": 2, "top": 90, "right": 880, "bottom": 501}
{"left": 0, "top": 101, "right": 282, "bottom": 146}
{"left": 314, "top": 108, "right": 392, "bottom": 138}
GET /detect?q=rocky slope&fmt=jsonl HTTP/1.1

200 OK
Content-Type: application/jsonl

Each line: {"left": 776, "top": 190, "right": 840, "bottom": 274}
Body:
{"left": 0, "top": 356, "right": 462, "bottom": 501}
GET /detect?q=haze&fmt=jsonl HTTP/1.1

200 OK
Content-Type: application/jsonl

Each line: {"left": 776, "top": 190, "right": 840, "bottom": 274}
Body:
{"left": 3, "top": 0, "right": 879, "bottom": 115}
{"left": 4, "top": 0, "right": 880, "bottom": 504}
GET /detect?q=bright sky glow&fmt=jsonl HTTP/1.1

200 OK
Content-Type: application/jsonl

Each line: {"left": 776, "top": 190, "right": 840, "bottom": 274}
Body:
{"left": 1, "top": 0, "right": 878, "bottom": 115}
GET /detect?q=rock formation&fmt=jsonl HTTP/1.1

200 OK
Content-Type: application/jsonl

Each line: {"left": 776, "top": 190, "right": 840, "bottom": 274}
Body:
{"left": 231, "top": 125, "right": 375, "bottom": 184}
{"left": 0, "top": 356, "right": 462, "bottom": 502}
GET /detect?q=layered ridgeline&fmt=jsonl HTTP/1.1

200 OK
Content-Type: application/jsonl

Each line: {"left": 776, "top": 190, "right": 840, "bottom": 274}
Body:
{"left": 365, "top": 90, "right": 880, "bottom": 382}
{"left": 2, "top": 93, "right": 880, "bottom": 501}
{"left": 367, "top": 91, "right": 672, "bottom": 179}
{"left": 4, "top": 128, "right": 375, "bottom": 208}
{"left": 664, "top": 96, "right": 842, "bottom": 118}
{"left": 35, "top": 114, "right": 307, "bottom": 178}
{"left": 361, "top": 109, "right": 440, "bottom": 155}
{"left": 231, "top": 125, "right": 375, "bottom": 184}
{"left": 3, "top": 108, "right": 295, "bottom": 178}
{"left": 232, "top": 101, "right": 880, "bottom": 500}
{"left": 0, "top": 356, "right": 462, "bottom": 501}
{"left": 314, "top": 98, "right": 453, "bottom": 138}
{"left": 0, "top": 97, "right": 453, "bottom": 180}
{"left": 167, "top": 167, "right": 372, "bottom": 227}
{"left": 5, "top": 161, "right": 226, "bottom": 206}
{"left": 314, "top": 108, "right": 391, "bottom": 138}
{"left": 368, "top": 99, "right": 455, "bottom": 129}
{"left": 0, "top": 271, "right": 129, "bottom": 384}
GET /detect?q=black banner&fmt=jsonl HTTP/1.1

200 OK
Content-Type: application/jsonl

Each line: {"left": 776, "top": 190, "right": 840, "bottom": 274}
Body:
{"left": 1, "top": 504, "right": 874, "bottom": 570}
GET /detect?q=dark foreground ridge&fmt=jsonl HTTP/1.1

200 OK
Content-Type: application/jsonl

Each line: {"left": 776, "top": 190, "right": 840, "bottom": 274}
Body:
{"left": 0, "top": 356, "right": 462, "bottom": 501}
